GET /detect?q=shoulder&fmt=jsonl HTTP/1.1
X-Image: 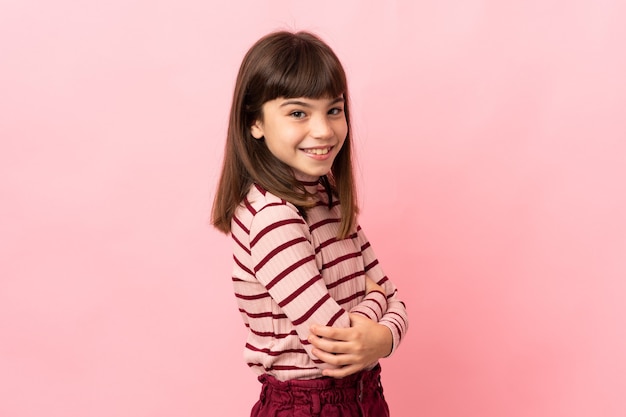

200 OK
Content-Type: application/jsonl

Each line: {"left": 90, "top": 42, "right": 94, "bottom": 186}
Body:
{"left": 233, "top": 184, "right": 305, "bottom": 235}
{"left": 245, "top": 184, "right": 301, "bottom": 216}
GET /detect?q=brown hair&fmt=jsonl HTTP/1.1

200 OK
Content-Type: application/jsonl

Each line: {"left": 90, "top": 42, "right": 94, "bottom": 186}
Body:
{"left": 211, "top": 31, "right": 358, "bottom": 239}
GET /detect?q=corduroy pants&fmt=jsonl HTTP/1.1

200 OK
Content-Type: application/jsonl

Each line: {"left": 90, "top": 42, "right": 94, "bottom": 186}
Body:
{"left": 250, "top": 364, "right": 390, "bottom": 417}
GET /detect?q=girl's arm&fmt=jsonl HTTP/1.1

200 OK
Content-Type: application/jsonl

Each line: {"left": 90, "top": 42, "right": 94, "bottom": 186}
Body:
{"left": 248, "top": 203, "right": 359, "bottom": 370}
{"left": 355, "top": 225, "right": 409, "bottom": 353}
{"left": 308, "top": 225, "right": 409, "bottom": 378}
{"left": 346, "top": 275, "right": 388, "bottom": 322}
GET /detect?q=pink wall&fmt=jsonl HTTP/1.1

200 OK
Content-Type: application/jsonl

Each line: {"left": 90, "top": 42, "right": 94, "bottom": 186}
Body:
{"left": 1, "top": 1, "right": 625, "bottom": 416}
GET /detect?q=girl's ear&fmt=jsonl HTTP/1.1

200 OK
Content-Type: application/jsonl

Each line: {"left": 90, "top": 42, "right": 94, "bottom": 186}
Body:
{"left": 250, "top": 120, "right": 264, "bottom": 140}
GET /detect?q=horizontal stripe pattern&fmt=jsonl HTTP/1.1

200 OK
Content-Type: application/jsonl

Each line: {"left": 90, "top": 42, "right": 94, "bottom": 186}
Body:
{"left": 230, "top": 183, "right": 408, "bottom": 381}
{"left": 355, "top": 225, "right": 409, "bottom": 354}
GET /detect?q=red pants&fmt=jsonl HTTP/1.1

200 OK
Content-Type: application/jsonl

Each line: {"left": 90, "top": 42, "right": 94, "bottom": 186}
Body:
{"left": 250, "top": 365, "right": 390, "bottom": 417}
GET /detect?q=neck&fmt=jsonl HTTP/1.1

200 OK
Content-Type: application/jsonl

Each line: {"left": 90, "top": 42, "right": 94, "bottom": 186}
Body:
{"left": 294, "top": 172, "right": 320, "bottom": 194}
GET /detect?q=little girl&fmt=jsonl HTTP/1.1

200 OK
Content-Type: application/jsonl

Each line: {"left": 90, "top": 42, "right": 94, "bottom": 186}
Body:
{"left": 212, "top": 31, "right": 408, "bottom": 417}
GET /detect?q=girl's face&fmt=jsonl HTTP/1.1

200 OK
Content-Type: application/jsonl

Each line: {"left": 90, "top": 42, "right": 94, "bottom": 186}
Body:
{"left": 251, "top": 96, "right": 347, "bottom": 181}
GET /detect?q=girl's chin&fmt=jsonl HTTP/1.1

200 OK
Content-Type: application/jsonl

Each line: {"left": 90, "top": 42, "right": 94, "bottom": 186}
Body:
{"left": 292, "top": 169, "right": 330, "bottom": 182}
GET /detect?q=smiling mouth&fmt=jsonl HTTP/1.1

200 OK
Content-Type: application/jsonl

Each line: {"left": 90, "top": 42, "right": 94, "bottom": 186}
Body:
{"left": 301, "top": 147, "right": 332, "bottom": 155}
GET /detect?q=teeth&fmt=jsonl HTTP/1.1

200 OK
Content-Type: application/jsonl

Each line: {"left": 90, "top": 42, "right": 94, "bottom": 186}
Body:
{"left": 303, "top": 148, "right": 331, "bottom": 155}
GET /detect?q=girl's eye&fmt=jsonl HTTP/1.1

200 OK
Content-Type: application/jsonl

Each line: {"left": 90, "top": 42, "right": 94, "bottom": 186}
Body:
{"left": 290, "top": 111, "right": 306, "bottom": 119}
{"left": 329, "top": 107, "right": 344, "bottom": 116}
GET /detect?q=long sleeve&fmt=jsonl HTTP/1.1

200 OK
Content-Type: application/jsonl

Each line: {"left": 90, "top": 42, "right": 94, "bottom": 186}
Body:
{"left": 355, "top": 225, "right": 409, "bottom": 355}
{"left": 349, "top": 289, "right": 388, "bottom": 321}
{"left": 249, "top": 202, "right": 351, "bottom": 367}
{"left": 231, "top": 183, "right": 407, "bottom": 380}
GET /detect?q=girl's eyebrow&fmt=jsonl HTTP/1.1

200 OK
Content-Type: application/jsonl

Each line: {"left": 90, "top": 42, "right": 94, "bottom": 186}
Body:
{"left": 279, "top": 97, "right": 345, "bottom": 108}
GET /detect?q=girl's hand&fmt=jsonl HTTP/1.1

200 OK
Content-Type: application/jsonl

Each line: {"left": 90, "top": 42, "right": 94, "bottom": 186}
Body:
{"left": 308, "top": 313, "right": 393, "bottom": 378}
{"left": 365, "top": 275, "right": 384, "bottom": 295}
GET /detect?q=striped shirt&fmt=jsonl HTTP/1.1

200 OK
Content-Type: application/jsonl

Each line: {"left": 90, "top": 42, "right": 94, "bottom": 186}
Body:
{"left": 231, "top": 181, "right": 408, "bottom": 381}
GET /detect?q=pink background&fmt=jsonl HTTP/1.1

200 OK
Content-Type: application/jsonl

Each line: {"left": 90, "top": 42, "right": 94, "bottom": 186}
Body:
{"left": 2, "top": 1, "right": 625, "bottom": 416}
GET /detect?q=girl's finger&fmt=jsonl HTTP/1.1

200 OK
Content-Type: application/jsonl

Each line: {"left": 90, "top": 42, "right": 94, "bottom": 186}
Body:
{"left": 310, "top": 324, "right": 352, "bottom": 341}
{"left": 312, "top": 348, "right": 354, "bottom": 366}
{"left": 322, "top": 364, "right": 363, "bottom": 379}
{"left": 308, "top": 335, "right": 351, "bottom": 355}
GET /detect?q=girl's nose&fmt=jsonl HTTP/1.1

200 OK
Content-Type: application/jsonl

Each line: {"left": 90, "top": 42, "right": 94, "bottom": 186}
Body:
{"left": 310, "top": 115, "right": 333, "bottom": 139}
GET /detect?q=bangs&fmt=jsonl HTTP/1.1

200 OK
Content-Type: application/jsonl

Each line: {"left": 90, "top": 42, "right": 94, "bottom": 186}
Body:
{"left": 262, "top": 36, "right": 347, "bottom": 101}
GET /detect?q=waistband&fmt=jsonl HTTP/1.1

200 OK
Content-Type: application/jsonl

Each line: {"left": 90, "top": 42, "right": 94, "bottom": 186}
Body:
{"left": 257, "top": 364, "right": 383, "bottom": 406}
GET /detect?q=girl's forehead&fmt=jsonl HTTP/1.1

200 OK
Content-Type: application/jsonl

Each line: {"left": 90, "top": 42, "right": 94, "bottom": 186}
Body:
{"left": 271, "top": 95, "right": 345, "bottom": 105}
{"left": 280, "top": 93, "right": 345, "bottom": 101}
